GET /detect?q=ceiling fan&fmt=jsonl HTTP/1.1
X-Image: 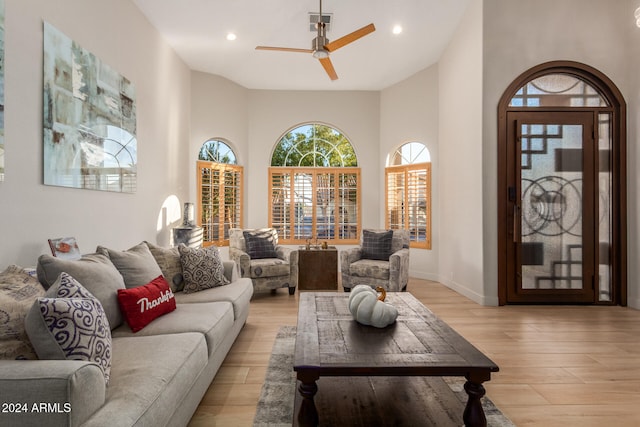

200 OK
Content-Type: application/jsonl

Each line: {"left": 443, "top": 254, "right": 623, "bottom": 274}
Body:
{"left": 255, "top": 0, "right": 375, "bottom": 81}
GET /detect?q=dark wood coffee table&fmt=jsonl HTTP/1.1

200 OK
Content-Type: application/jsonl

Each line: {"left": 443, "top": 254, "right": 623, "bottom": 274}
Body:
{"left": 293, "top": 292, "right": 499, "bottom": 427}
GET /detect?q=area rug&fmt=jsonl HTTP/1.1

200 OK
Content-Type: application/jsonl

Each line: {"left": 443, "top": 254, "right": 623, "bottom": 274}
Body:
{"left": 253, "top": 326, "right": 514, "bottom": 427}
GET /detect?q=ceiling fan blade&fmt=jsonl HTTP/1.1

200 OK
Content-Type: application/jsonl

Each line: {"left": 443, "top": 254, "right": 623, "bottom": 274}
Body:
{"left": 319, "top": 57, "right": 338, "bottom": 80}
{"left": 325, "top": 23, "right": 375, "bottom": 52}
{"left": 255, "top": 46, "right": 314, "bottom": 53}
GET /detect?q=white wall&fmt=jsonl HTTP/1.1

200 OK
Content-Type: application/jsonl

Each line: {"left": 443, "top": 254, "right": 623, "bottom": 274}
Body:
{"left": 0, "top": 0, "right": 191, "bottom": 267}
{"left": 438, "top": 0, "right": 487, "bottom": 304}
{"left": 482, "top": 0, "right": 638, "bottom": 307}
{"left": 246, "top": 90, "right": 381, "bottom": 229}
{"left": 380, "top": 65, "right": 440, "bottom": 280}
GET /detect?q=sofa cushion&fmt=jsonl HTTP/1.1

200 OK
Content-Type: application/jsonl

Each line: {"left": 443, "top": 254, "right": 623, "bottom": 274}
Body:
{"left": 178, "top": 245, "right": 229, "bottom": 293}
{"left": 349, "top": 259, "right": 390, "bottom": 281}
{"left": 25, "top": 272, "right": 112, "bottom": 384}
{"left": 82, "top": 333, "right": 207, "bottom": 427}
{"left": 117, "top": 276, "right": 176, "bottom": 332}
{"left": 361, "top": 229, "right": 393, "bottom": 261}
{"left": 249, "top": 258, "right": 290, "bottom": 278}
{"left": 243, "top": 229, "right": 278, "bottom": 259}
{"left": 0, "top": 265, "right": 45, "bottom": 360}
{"left": 144, "top": 241, "right": 184, "bottom": 292}
{"left": 111, "top": 301, "right": 234, "bottom": 358}
{"left": 37, "top": 253, "right": 125, "bottom": 328}
{"left": 174, "top": 277, "right": 253, "bottom": 320}
{"left": 97, "top": 242, "right": 163, "bottom": 289}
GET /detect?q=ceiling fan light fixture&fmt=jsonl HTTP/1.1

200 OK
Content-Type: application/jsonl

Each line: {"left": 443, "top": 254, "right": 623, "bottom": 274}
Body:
{"left": 313, "top": 49, "right": 329, "bottom": 59}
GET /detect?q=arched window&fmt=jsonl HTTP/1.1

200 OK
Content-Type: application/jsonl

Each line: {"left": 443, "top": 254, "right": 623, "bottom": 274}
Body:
{"left": 199, "top": 139, "right": 237, "bottom": 164}
{"left": 269, "top": 123, "right": 360, "bottom": 244}
{"left": 197, "top": 138, "right": 243, "bottom": 246}
{"left": 385, "top": 142, "right": 432, "bottom": 249}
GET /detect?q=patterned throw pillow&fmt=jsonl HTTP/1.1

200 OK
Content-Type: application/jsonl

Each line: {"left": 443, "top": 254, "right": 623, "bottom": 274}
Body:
{"left": 25, "top": 273, "right": 112, "bottom": 384}
{"left": 243, "top": 230, "right": 278, "bottom": 259}
{"left": 117, "top": 275, "right": 176, "bottom": 332}
{"left": 0, "top": 265, "right": 46, "bottom": 360}
{"left": 361, "top": 230, "right": 394, "bottom": 261}
{"left": 178, "top": 245, "right": 230, "bottom": 294}
{"left": 144, "top": 241, "right": 184, "bottom": 292}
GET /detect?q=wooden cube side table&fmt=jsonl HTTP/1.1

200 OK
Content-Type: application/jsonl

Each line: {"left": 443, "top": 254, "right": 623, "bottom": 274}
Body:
{"left": 298, "top": 247, "right": 338, "bottom": 291}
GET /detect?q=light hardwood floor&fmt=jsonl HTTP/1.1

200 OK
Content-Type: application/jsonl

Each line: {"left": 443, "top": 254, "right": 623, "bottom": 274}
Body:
{"left": 188, "top": 278, "right": 640, "bottom": 426}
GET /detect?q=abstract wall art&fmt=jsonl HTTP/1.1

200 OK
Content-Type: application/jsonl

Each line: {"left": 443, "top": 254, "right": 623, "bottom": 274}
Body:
{"left": 43, "top": 22, "right": 137, "bottom": 192}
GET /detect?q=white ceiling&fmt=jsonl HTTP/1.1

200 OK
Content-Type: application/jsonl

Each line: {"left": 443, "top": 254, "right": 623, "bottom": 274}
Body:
{"left": 133, "top": 0, "right": 470, "bottom": 91}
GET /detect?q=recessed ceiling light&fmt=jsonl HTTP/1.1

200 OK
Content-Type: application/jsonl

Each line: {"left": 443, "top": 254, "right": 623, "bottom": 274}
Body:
{"left": 226, "top": 33, "right": 237, "bottom": 41}
{"left": 392, "top": 25, "right": 403, "bottom": 35}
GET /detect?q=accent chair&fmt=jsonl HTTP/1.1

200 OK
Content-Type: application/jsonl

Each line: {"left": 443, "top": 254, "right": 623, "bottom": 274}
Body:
{"left": 229, "top": 228, "right": 298, "bottom": 295}
{"left": 340, "top": 229, "right": 410, "bottom": 292}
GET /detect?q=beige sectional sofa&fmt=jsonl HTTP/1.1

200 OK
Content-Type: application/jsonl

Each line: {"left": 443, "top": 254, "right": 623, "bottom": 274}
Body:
{"left": 0, "top": 242, "right": 252, "bottom": 427}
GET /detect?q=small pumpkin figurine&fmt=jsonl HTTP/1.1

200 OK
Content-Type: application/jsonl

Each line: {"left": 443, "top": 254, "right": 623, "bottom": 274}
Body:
{"left": 348, "top": 285, "right": 398, "bottom": 328}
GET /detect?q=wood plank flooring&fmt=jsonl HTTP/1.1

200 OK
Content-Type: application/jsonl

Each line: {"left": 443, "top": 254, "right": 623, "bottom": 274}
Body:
{"left": 187, "top": 278, "right": 640, "bottom": 426}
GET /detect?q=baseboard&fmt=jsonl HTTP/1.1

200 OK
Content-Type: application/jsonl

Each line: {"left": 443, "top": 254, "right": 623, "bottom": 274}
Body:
{"left": 437, "top": 276, "right": 499, "bottom": 307}
{"left": 628, "top": 297, "right": 640, "bottom": 310}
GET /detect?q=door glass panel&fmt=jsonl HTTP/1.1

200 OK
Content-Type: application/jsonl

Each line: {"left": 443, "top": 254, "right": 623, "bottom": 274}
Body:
{"left": 598, "top": 113, "right": 612, "bottom": 302}
{"left": 520, "top": 124, "right": 583, "bottom": 290}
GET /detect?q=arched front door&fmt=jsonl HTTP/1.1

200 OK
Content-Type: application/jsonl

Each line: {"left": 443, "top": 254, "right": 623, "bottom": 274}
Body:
{"left": 497, "top": 61, "right": 627, "bottom": 305}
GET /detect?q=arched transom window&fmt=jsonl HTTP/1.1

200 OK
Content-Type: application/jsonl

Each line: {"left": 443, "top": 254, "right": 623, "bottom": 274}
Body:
{"left": 197, "top": 138, "right": 242, "bottom": 246}
{"left": 271, "top": 123, "right": 357, "bottom": 167}
{"left": 269, "top": 123, "right": 360, "bottom": 244}
{"left": 386, "top": 142, "right": 431, "bottom": 249}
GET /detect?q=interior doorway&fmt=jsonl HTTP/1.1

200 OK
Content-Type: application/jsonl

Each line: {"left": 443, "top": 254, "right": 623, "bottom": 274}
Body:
{"left": 497, "top": 61, "right": 627, "bottom": 305}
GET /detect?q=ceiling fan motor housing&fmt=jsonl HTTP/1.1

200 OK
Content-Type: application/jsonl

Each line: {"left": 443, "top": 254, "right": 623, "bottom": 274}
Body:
{"left": 312, "top": 36, "right": 329, "bottom": 58}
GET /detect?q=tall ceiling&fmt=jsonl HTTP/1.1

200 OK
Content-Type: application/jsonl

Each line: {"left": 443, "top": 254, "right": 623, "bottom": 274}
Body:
{"left": 133, "top": 0, "right": 470, "bottom": 91}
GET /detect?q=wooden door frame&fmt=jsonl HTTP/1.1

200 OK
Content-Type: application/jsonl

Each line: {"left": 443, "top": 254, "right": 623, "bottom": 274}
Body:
{"left": 497, "top": 61, "right": 627, "bottom": 306}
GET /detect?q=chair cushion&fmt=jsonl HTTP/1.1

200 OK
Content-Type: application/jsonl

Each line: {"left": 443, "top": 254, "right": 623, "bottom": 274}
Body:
{"left": 174, "top": 277, "right": 253, "bottom": 321}
{"left": 361, "top": 229, "right": 393, "bottom": 260}
{"left": 243, "top": 230, "right": 278, "bottom": 259}
{"left": 349, "top": 259, "right": 390, "bottom": 281}
{"left": 111, "top": 301, "right": 234, "bottom": 358}
{"left": 82, "top": 333, "right": 207, "bottom": 427}
{"left": 249, "top": 258, "right": 290, "bottom": 278}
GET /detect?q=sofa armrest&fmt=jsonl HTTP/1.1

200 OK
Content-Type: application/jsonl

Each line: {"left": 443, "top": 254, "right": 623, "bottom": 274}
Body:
{"left": 389, "top": 248, "right": 410, "bottom": 291}
{"left": 340, "top": 247, "right": 362, "bottom": 269}
{"left": 223, "top": 260, "right": 240, "bottom": 283}
{"left": 275, "top": 245, "right": 292, "bottom": 262}
{"left": 0, "top": 360, "right": 105, "bottom": 426}
{"left": 229, "top": 247, "right": 251, "bottom": 278}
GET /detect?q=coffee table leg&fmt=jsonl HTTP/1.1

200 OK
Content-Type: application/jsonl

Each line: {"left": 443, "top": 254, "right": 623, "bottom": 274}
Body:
{"left": 297, "top": 374, "right": 319, "bottom": 427}
{"left": 463, "top": 379, "right": 487, "bottom": 427}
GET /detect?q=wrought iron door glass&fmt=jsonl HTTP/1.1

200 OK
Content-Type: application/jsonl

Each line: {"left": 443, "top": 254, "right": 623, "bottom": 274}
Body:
{"left": 520, "top": 124, "right": 583, "bottom": 290}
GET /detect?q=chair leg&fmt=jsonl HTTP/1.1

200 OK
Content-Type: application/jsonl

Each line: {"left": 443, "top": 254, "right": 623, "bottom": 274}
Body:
{"left": 288, "top": 286, "right": 296, "bottom": 295}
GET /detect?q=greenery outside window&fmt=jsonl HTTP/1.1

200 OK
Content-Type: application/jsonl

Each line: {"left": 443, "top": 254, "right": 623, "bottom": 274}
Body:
{"left": 197, "top": 139, "right": 242, "bottom": 246}
{"left": 269, "top": 124, "right": 360, "bottom": 244}
{"left": 385, "top": 142, "right": 431, "bottom": 249}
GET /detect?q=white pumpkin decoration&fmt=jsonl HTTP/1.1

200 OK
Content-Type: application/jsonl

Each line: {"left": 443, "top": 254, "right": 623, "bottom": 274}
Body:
{"left": 348, "top": 285, "right": 398, "bottom": 328}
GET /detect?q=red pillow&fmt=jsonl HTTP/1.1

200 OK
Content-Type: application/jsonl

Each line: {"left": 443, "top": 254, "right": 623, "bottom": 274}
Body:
{"left": 117, "top": 275, "right": 176, "bottom": 332}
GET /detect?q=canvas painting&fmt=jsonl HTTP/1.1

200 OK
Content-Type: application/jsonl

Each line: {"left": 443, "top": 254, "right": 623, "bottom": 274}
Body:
{"left": 43, "top": 22, "right": 137, "bottom": 192}
{"left": 48, "top": 237, "right": 81, "bottom": 260}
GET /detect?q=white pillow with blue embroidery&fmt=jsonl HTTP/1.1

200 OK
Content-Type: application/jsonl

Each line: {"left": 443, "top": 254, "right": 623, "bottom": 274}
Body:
{"left": 25, "top": 272, "right": 112, "bottom": 384}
